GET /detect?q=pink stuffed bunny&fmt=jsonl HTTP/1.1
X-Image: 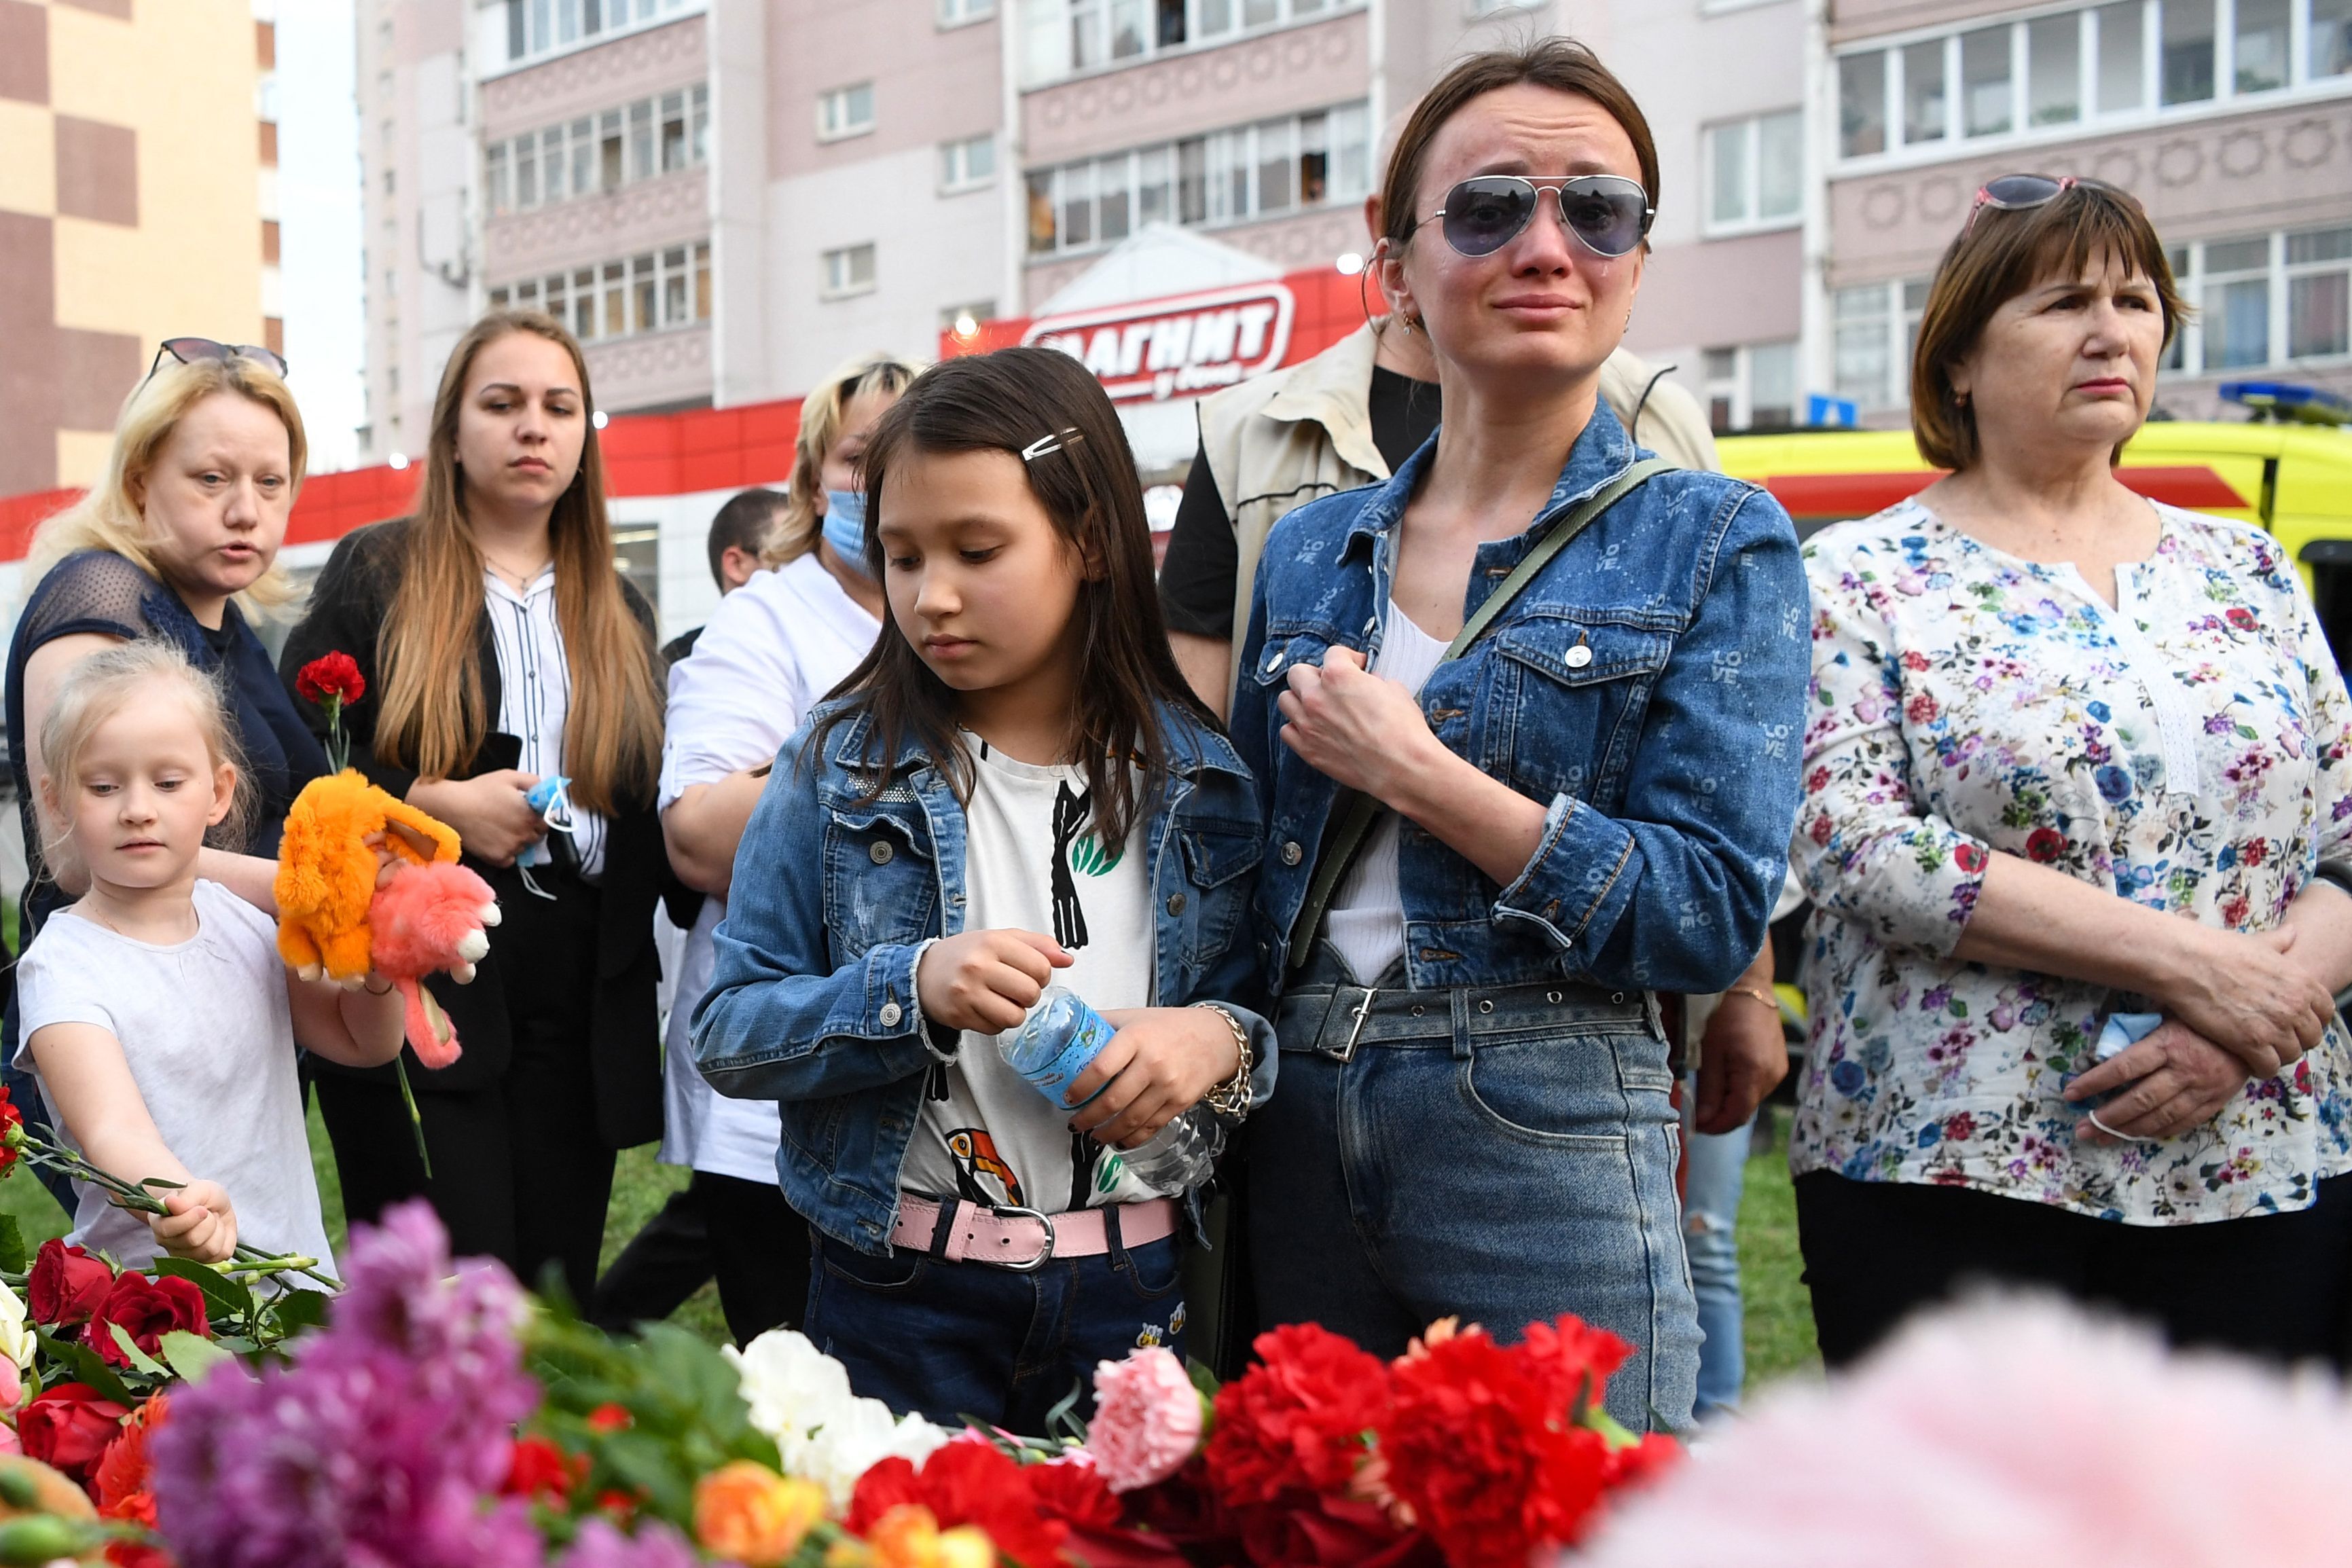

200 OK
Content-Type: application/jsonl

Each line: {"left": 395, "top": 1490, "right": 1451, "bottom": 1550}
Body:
{"left": 367, "top": 861, "right": 501, "bottom": 1069}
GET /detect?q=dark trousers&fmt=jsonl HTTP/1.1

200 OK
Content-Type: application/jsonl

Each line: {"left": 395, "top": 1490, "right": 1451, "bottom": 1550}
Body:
{"left": 590, "top": 1169, "right": 810, "bottom": 1346}
{"left": 316, "top": 869, "right": 613, "bottom": 1304}
{"left": 805, "top": 1224, "right": 1187, "bottom": 1432}
{"left": 1796, "top": 1170, "right": 2352, "bottom": 1370}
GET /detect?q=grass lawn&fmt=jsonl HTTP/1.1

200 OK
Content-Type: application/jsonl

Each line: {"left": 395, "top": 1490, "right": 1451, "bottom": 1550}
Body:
{"left": 0, "top": 1097, "right": 1820, "bottom": 1397}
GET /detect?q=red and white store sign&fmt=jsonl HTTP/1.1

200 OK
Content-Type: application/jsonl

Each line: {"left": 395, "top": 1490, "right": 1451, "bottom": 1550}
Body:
{"left": 1021, "top": 282, "right": 1297, "bottom": 403}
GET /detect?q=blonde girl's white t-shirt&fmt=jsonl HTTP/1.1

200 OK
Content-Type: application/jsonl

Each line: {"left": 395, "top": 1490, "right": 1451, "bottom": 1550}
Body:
{"left": 13, "top": 879, "right": 337, "bottom": 1276}
{"left": 898, "top": 737, "right": 1160, "bottom": 1214}
{"left": 657, "top": 551, "right": 882, "bottom": 1183}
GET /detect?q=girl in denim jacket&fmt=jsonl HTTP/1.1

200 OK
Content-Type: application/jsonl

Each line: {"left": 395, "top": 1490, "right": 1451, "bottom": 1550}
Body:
{"left": 692, "top": 348, "right": 1273, "bottom": 1429}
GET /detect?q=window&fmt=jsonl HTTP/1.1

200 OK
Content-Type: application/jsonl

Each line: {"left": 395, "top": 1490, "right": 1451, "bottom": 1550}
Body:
{"left": 1961, "top": 26, "right": 2012, "bottom": 136}
{"left": 487, "top": 240, "right": 710, "bottom": 337}
{"left": 1902, "top": 38, "right": 1948, "bottom": 144}
{"left": 1701, "top": 341, "right": 1800, "bottom": 432}
{"left": 1021, "top": 0, "right": 1360, "bottom": 86}
{"left": 2027, "top": 14, "right": 2082, "bottom": 125}
{"left": 2205, "top": 236, "right": 2273, "bottom": 366}
{"left": 1705, "top": 109, "right": 1802, "bottom": 232}
{"left": 1833, "top": 278, "right": 1930, "bottom": 409}
{"left": 2163, "top": 0, "right": 2215, "bottom": 103}
{"left": 941, "top": 133, "right": 996, "bottom": 192}
{"left": 939, "top": 0, "right": 994, "bottom": 22}
{"left": 1839, "top": 51, "right": 1887, "bottom": 157}
{"left": 941, "top": 299, "right": 997, "bottom": 336}
{"left": 1836, "top": 1, "right": 2352, "bottom": 164}
{"left": 2236, "top": 0, "right": 2290, "bottom": 92}
{"left": 501, "top": 0, "right": 698, "bottom": 67}
{"left": 485, "top": 86, "right": 710, "bottom": 217}
{"left": 2290, "top": 227, "right": 2352, "bottom": 358}
{"left": 822, "top": 242, "right": 877, "bottom": 297}
{"left": 2096, "top": 1, "right": 2144, "bottom": 113}
{"left": 819, "top": 82, "right": 875, "bottom": 141}
{"left": 1026, "top": 102, "right": 1370, "bottom": 255}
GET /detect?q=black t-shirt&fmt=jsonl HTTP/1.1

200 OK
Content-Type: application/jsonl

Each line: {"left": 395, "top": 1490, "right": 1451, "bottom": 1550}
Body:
{"left": 1157, "top": 365, "right": 1441, "bottom": 640}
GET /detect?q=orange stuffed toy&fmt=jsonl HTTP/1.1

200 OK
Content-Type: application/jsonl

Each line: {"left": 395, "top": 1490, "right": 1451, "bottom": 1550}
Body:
{"left": 274, "top": 769, "right": 463, "bottom": 984}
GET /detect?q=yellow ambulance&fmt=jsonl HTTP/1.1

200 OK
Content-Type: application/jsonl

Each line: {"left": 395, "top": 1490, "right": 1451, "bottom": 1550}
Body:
{"left": 1717, "top": 382, "right": 2352, "bottom": 664}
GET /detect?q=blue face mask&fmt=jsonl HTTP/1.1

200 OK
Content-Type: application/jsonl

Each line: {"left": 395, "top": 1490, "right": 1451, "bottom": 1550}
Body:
{"left": 820, "top": 490, "right": 869, "bottom": 577}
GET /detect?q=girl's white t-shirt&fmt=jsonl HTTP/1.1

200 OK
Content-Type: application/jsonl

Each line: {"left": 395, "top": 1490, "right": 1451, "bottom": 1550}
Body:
{"left": 897, "top": 738, "right": 1159, "bottom": 1215}
{"left": 657, "top": 551, "right": 882, "bottom": 1183}
{"left": 1325, "top": 601, "right": 1451, "bottom": 985}
{"left": 13, "top": 880, "right": 338, "bottom": 1276}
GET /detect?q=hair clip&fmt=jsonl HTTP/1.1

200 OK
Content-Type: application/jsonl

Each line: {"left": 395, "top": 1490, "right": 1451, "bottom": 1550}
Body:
{"left": 1021, "top": 428, "right": 1084, "bottom": 462}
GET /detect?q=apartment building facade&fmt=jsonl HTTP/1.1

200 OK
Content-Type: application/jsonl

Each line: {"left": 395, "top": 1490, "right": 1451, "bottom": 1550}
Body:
{"left": 1822, "top": 0, "right": 2352, "bottom": 423}
{"left": 355, "top": 0, "right": 1819, "bottom": 464}
{"left": 0, "top": 0, "right": 280, "bottom": 497}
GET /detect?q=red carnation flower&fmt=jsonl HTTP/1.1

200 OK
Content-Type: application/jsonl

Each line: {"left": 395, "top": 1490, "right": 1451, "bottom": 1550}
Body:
{"left": 19, "top": 1383, "right": 130, "bottom": 1484}
{"left": 1374, "top": 1319, "right": 1664, "bottom": 1568}
{"left": 1026, "top": 1459, "right": 1123, "bottom": 1533}
{"left": 2025, "top": 826, "right": 2067, "bottom": 863}
{"left": 1206, "top": 1323, "right": 1392, "bottom": 1507}
{"left": 88, "top": 1273, "right": 208, "bottom": 1369}
{"left": 94, "top": 1393, "right": 167, "bottom": 1515}
{"left": 0, "top": 1084, "right": 21, "bottom": 1173}
{"left": 29, "top": 1239, "right": 115, "bottom": 1327}
{"left": 848, "top": 1441, "right": 1070, "bottom": 1568}
{"left": 295, "top": 652, "right": 366, "bottom": 708}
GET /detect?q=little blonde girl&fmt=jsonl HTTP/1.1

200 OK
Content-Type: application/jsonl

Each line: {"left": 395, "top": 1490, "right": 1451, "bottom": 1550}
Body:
{"left": 16, "top": 642, "right": 405, "bottom": 1272}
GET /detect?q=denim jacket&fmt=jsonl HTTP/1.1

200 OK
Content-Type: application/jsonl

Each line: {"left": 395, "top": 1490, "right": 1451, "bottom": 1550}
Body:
{"left": 1231, "top": 402, "right": 1809, "bottom": 997}
{"left": 691, "top": 699, "right": 1276, "bottom": 1256}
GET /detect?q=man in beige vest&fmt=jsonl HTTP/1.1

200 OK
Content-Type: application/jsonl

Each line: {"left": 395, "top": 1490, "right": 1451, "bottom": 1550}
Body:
{"left": 1156, "top": 238, "right": 1718, "bottom": 716}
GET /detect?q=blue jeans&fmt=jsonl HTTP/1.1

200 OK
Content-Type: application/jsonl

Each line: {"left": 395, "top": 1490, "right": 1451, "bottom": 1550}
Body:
{"left": 803, "top": 1218, "right": 1188, "bottom": 1431}
{"left": 1248, "top": 947, "right": 1700, "bottom": 1434}
{"left": 1683, "top": 1107, "right": 1753, "bottom": 1420}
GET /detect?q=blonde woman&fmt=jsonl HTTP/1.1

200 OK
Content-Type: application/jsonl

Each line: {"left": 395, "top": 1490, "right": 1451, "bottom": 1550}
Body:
{"left": 278, "top": 310, "right": 666, "bottom": 1300}
{"left": 3, "top": 340, "right": 329, "bottom": 1201}
{"left": 596, "top": 352, "right": 909, "bottom": 1341}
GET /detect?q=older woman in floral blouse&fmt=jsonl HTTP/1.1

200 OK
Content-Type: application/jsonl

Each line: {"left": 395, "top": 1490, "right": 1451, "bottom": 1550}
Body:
{"left": 1794, "top": 176, "right": 2352, "bottom": 1368}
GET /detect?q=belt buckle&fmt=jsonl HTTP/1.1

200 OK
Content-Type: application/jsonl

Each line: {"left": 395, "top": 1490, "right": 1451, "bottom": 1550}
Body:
{"left": 986, "top": 1204, "right": 1056, "bottom": 1272}
{"left": 1327, "top": 987, "right": 1375, "bottom": 1063}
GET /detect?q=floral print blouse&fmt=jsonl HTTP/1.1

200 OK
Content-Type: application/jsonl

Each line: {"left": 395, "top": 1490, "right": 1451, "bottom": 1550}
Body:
{"left": 1791, "top": 498, "right": 2352, "bottom": 1224}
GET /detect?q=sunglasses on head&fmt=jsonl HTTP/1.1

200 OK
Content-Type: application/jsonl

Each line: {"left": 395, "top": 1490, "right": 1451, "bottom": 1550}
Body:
{"left": 145, "top": 336, "right": 289, "bottom": 384}
{"left": 1424, "top": 175, "right": 1654, "bottom": 260}
{"left": 1961, "top": 173, "right": 2136, "bottom": 236}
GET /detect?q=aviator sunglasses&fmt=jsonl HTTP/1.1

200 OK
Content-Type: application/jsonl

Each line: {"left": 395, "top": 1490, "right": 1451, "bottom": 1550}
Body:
{"left": 1961, "top": 172, "right": 2135, "bottom": 236}
{"left": 144, "top": 335, "right": 289, "bottom": 386}
{"left": 1424, "top": 175, "right": 1655, "bottom": 260}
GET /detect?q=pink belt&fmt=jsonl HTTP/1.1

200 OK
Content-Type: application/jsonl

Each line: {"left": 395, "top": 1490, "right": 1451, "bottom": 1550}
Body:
{"left": 892, "top": 1194, "right": 1180, "bottom": 1272}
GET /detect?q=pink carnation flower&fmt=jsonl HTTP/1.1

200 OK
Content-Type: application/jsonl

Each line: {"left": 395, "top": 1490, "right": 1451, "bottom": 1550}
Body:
{"left": 1089, "top": 1347, "right": 1204, "bottom": 1493}
{"left": 1580, "top": 1294, "right": 2352, "bottom": 1568}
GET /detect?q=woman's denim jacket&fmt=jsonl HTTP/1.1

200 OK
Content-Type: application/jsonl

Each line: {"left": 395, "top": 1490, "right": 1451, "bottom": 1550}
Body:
{"left": 1231, "top": 403, "right": 1809, "bottom": 998}
{"left": 691, "top": 699, "right": 1276, "bottom": 1256}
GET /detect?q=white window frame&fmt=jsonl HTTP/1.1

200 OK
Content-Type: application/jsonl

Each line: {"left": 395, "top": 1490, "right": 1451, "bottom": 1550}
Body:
{"left": 1831, "top": 277, "right": 1931, "bottom": 410}
{"left": 818, "top": 83, "right": 876, "bottom": 143}
{"left": 496, "top": 0, "right": 703, "bottom": 75}
{"left": 1701, "top": 340, "right": 1803, "bottom": 431}
{"left": 939, "top": 0, "right": 995, "bottom": 24}
{"left": 1703, "top": 109, "right": 1804, "bottom": 237}
{"left": 2163, "top": 225, "right": 2352, "bottom": 376}
{"left": 1026, "top": 100, "right": 1371, "bottom": 256}
{"left": 822, "top": 242, "right": 878, "bottom": 299}
{"left": 1019, "top": 0, "right": 1364, "bottom": 88}
{"left": 941, "top": 133, "right": 998, "bottom": 193}
{"left": 486, "top": 84, "right": 708, "bottom": 218}
{"left": 488, "top": 241, "right": 710, "bottom": 338}
{"left": 1833, "top": 0, "right": 2352, "bottom": 170}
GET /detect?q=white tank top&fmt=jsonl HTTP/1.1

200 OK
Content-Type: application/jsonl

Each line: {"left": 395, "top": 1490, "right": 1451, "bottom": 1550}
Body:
{"left": 1324, "top": 601, "right": 1450, "bottom": 985}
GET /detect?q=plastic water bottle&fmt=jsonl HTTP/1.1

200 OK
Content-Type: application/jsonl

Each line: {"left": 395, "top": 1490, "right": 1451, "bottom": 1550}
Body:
{"left": 998, "top": 986, "right": 1228, "bottom": 1197}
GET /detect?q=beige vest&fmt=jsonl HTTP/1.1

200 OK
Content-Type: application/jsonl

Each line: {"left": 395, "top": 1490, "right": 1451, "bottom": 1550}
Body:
{"left": 1195, "top": 322, "right": 1719, "bottom": 697}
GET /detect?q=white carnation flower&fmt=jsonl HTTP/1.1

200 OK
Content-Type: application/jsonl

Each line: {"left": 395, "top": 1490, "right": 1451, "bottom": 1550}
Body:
{"left": 0, "top": 1281, "right": 29, "bottom": 1370}
{"left": 728, "top": 1328, "right": 949, "bottom": 1504}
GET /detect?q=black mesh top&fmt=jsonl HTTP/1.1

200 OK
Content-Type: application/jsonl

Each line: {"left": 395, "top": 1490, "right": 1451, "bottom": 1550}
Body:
{"left": 5, "top": 550, "right": 329, "bottom": 936}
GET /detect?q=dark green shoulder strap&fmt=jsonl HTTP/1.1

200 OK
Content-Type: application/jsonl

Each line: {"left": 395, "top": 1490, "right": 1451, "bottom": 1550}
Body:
{"left": 1284, "top": 458, "right": 1673, "bottom": 975}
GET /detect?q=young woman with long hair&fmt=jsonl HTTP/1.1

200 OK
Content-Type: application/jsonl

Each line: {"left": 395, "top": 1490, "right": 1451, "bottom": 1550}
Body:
{"left": 280, "top": 310, "right": 667, "bottom": 1300}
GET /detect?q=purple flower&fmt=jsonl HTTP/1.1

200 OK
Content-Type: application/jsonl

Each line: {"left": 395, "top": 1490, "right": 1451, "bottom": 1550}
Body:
{"left": 151, "top": 1201, "right": 546, "bottom": 1568}
{"left": 558, "top": 1520, "right": 727, "bottom": 1568}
